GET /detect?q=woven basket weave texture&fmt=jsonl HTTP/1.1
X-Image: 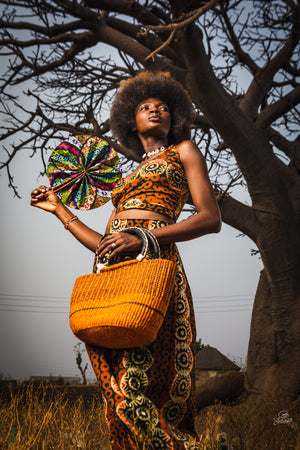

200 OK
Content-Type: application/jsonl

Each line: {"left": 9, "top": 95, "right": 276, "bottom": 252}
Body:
{"left": 69, "top": 257, "right": 176, "bottom": 348}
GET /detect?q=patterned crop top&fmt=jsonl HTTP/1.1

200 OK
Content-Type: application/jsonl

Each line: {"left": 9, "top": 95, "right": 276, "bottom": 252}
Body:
{"left": 111, "top": 145, "right": 190, "bottom": 222}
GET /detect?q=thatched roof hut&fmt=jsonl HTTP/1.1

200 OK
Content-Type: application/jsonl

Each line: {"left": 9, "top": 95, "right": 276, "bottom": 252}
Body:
{"left": 195, "top": 345, "right": 240, "bottom": 378}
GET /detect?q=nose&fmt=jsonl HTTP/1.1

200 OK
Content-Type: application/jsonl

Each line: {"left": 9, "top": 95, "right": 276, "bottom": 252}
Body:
{"left": 150, "top": 106, "right": 160, "bottom": 114}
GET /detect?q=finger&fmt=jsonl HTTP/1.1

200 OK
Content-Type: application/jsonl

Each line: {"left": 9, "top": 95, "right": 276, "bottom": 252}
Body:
{"left": 31, "top": 185, "right": 48, "bottom": 197}
{"left": 97, "top": 233, "right": 127, "bottom": 258}
{"left": 34, "top": 192, "right": 48, "bottom": 202}
{"left": 107, "top": 237, "right": 143, "bottom": 260}
{"left": 96, "top": 238, "right": 110, "bottom": 255}
{"left": 31, "top": 191, "right": 46, "bottom": 202}
{"left": 37, "top": 185, "right": 48, "bottom": 192}
{"left": 106, "top": 243, "right": 127, "bottom": 261}
{"left": 96, "top": 234, "right": 119, "bottom": 254}
{"left": 97, "top": 235, "right": 142, "bottom": 259}
{"left": 98, "top": 241, "right": 121, "bottom": 259}
{"left": 31, "top": 190, "right": 51, "bottom": 205}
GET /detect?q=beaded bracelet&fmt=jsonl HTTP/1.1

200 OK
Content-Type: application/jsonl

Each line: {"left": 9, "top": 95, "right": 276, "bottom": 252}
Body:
{"left": 64, "top": 215, "right": 78, "bottom": 230}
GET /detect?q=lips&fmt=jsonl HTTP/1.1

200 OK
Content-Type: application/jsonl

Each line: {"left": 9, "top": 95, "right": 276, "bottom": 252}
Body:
{"left": 148, "top": 113, "right": 161, "bottom": 122}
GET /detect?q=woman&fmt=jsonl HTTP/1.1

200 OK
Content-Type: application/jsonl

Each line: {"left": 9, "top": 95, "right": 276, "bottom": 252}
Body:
{"left": 31, "top": 71, "right": 221, "bottom": 449}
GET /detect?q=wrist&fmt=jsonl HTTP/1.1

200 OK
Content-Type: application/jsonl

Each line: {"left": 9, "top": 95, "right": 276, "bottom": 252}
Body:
{"left": 51, "top": 199, "right": 64, "bottom": 215}
{"left": 53, "top": 203, "right": 73, "bottom": 223}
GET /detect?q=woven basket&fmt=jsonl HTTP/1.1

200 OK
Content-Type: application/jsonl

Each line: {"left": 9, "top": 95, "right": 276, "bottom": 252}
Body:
{"left": 69, "top": 228, "right": 176, "bottom": 348}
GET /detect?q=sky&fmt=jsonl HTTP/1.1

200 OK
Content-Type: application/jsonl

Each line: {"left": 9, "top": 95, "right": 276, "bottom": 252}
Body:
{"left": 0, "top": 148, "right": 262, "bottom": 381}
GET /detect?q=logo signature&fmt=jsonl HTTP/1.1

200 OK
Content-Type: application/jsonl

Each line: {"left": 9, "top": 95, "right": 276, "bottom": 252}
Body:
{"left": 273, "top": 410, "right": 293, "bottom": 426}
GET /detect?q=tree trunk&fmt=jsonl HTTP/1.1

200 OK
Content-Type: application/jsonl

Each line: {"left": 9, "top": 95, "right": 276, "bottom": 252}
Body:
{"left": 180, "top": 23, "right": 300, "bottom": 401}
{"left": 246, "top": 268, "right": 300, "bottom": 400}
{"left": 246, "top": 170, "right": 300, "bottom": 400}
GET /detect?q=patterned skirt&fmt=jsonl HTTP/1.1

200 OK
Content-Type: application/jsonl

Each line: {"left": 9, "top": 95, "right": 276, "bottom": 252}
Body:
{"left": 86, "top": 219, "right": 198, "bottom": 449}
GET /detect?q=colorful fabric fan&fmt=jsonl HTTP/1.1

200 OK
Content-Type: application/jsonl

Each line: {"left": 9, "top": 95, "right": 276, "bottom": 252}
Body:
{"left": 47, "top": 135, "right": 122, "bottom": 210}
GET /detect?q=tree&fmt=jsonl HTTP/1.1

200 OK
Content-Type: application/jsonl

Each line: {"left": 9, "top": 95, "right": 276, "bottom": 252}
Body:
{"left": 74, "top": 342, "right": 88, "bottom": 385}
{"left": 0, "top": 0, "right": 299, "bottom": 400}
{"left": 195, "top": 338, "right": 206, "bottom": 353}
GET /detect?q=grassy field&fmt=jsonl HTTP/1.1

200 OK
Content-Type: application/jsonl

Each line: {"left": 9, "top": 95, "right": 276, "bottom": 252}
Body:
{"left": 0, "top": 382, "right": 110, "bottom": 449}
{"left": 195, "top": 398, "right": 300, "bottom": 449}
{"left": 0, "top": 382, "right": 299, "bottom": 449}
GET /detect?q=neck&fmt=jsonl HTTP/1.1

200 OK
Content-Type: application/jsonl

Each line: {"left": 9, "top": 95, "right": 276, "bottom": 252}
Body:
{"left": 142, "top": 144, "right": 168, "bottom": 159}
{"left": 138, "top": 134, "right": 168, "bottom": 154}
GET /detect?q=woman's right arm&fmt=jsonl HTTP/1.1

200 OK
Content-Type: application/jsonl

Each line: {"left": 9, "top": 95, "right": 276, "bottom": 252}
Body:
{"left": 30, "top": 186, "right": 102, "bottom": 252}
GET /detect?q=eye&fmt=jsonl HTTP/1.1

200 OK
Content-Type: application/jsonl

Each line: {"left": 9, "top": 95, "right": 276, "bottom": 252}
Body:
{"left": 160, "top": 106, "right": 169, "bottom": 112}
{"left": 140, "top": 105, "right": 149, "bottom": 111}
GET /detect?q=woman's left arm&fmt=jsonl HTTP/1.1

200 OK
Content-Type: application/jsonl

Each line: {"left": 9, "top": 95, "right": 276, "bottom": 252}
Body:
{"left": 151, "top": 140, "right": 221, "bottom": 244}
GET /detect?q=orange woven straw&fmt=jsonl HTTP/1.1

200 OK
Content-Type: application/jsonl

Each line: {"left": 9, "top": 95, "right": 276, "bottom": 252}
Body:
{"left": 69, "top": 228, "right": 176, "bottom": 348}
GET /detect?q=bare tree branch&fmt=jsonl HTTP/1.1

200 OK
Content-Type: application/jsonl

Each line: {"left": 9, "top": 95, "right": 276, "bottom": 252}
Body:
{"left": 265, "top": 126, "right": 300, "bottom": 172}
{"left": 239, "top": 4, "right": 300, "bottom": 118}
{"left": 83, "top": 0, "right": 162, "bottom": 25}
{"left": 217, "top": 2, "right": 259, "bottom": 75}
{"left": 256, "top": 84, "right": 300, "bottom": 128}
{"left": 0, "top": 0, "right": 299, "bottom": 207}
{"left": 218, "top": 193, "right": 258, "bottom": 243}
{"left": 140, "top": 0, "right": 221, "bottom": 61}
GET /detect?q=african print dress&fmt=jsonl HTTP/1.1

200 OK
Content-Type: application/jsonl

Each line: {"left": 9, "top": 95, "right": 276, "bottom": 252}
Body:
{"left": 86, "top": 147, "right": 199, "bottom": 449}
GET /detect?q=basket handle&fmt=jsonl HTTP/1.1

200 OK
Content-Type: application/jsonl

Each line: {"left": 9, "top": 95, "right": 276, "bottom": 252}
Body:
{"left": 96, "top": 227, "right": 161, "bottom": 272}
{"left": 120, "top": 227, "right": 149, "bottom": 261}
{"left": 139, "top": 228, "right": 161, "bottom": 259}
{"left": 121, "top": 227, "right": 161, "bottom": 259}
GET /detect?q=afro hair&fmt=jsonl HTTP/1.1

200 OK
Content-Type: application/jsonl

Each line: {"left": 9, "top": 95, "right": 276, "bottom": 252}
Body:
{"left": 110, "top": 71, "right": 194, "bottom": 157}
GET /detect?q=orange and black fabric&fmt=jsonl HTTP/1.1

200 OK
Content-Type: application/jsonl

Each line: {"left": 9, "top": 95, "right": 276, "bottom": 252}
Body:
{"left": 111, "top": 146, "right": 190, "bottom": 222}
{"left": 86, "top": 219, "right": 198, "bottom": 449}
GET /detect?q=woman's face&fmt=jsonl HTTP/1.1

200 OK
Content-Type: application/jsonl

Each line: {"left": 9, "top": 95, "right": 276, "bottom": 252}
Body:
{"left": 135, "top": 97, "right": 171, "bottom": 138}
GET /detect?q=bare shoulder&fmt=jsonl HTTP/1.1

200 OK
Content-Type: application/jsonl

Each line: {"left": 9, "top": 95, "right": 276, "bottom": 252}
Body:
{"left": 176, "top": 140, "right": 205, "bottom": 166}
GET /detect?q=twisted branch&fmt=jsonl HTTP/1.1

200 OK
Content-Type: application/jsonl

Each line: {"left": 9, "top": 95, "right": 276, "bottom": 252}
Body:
{"left": 141, "top": 0, "right": 221, "bottom": 61}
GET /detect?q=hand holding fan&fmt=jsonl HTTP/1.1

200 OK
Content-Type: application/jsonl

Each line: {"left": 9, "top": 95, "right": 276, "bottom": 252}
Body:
{"left": 47, "top": 135, "right": 122, "bottom": 210}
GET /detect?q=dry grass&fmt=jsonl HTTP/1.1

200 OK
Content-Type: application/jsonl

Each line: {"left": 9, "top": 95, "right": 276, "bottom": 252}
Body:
{"left": 0, "top": 382, "right": 110, "bottom": 449}
{"left": 195, "top": 397, "right": 300, "bottom": 450}
{"left": 1, "top": 383, "right": 299, "bottom": 449}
